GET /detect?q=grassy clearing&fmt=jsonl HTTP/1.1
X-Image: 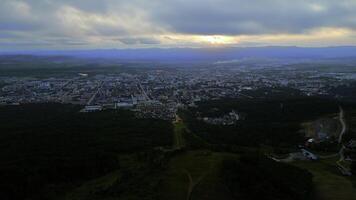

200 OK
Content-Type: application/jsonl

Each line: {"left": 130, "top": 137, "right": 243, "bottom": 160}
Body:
{"left": 158, "top": 150, "right": 237, "bottom": 200}
{"left": 293, "top": 158, "right": 356, "bottom": 200}
{"left": 173, "top": 121, "right": 186, "bottom": 149}
{"left": 61, "top": 171, "right": 120, "bottom": 200}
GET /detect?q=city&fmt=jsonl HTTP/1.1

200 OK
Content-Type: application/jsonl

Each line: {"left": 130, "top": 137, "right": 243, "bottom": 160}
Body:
{"left": 1, "top": 59, "right": 355, "bottom": 121}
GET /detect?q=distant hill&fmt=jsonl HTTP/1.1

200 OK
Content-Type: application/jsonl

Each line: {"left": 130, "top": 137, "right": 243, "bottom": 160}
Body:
{"left": 2, "top": 46, "right": 356, "bottom": 61}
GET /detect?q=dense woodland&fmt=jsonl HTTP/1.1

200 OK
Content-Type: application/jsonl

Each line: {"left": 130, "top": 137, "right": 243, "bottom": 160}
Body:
{"left": 0, "top": 104, "right": 173, "bottom": 199}
{"left": 180, "top": 98, "right": 341, "bottom": 148}
{"left": 328, "top": 81, "right": 356, "bottom": 102}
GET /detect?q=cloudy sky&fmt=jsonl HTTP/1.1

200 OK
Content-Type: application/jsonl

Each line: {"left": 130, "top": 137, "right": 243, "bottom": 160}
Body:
{"left": 1, "top": 0, "right": 356, "bottom": 50}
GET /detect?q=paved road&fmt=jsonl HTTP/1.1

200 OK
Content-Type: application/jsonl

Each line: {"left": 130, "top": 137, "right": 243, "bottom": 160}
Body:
{"left": 86, "top": 81, "right": 103, "bottom": 105}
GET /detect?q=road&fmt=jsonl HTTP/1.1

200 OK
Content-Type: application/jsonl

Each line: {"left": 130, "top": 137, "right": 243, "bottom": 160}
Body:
{"left": 86, "top": 81, "right": 103, "bottom": 105}
{"left": 272, "top": 106, "right": 352, "bottom": 175}
{"left": 336, "top": 106, "right": 352, "bottom": 175}
{"left": 136, "top": 80, "right": 151, "bottom": 101}
{"left": 338, "top": 106, "right": 346, "bottom": 144}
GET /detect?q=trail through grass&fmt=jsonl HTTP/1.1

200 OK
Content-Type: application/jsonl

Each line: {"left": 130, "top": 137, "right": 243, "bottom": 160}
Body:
{"left": 293, "top": 158, "right": 356, "bottom": 200}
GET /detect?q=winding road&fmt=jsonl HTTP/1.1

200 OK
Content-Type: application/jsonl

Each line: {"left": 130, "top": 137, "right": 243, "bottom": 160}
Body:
{"left": 336, "top": 106, "right": 352, "bottom": 175}
{"left": 338, "top": 106, "right": 346, "bottom": 144}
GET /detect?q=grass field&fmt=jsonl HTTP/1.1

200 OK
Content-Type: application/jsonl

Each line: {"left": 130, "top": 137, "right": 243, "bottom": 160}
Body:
{"left": 173, "top": 121, "right": 186, "bottom": 149}
{"left": 293, "top": 158, "right": 356, "bottom": 200}
{"left": 62, "top": 171, "right": 120, "bottom": 200}
{"left": 158, "top": 150, "right": 237, "bottom": 200}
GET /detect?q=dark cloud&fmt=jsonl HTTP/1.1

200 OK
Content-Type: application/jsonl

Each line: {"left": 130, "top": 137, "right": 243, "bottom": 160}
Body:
{"left": 0, "top": 42, "right": 53, "bottom": 46}
{"left": 149, "top": 0, "right": 356, "bottom": 35}
{"left": 0, "top": 23, "right": 41, "bottom": 31}
{"left": 118, "top": 37, "right": 161, "bottom": 45}
{"left": 45, "top": 38, "right": 89, "bottom": 46}
{"left": 1, "top": 0, "right": 356, "bottom": 49}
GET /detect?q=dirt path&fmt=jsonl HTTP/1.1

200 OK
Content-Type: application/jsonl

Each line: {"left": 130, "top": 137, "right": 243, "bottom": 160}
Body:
{"left": 184, "top": 170, "right": 207, "bottom": 200}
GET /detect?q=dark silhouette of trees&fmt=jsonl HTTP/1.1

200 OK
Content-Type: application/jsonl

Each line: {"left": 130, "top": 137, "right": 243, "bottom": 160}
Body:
{"left": 0, "top": 103, "right": 172, "bottom": 200}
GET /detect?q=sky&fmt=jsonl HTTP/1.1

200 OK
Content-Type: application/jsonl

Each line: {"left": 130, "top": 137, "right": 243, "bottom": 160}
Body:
{"left": 1, "top": 0, "right": 356, "bottom": 50}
